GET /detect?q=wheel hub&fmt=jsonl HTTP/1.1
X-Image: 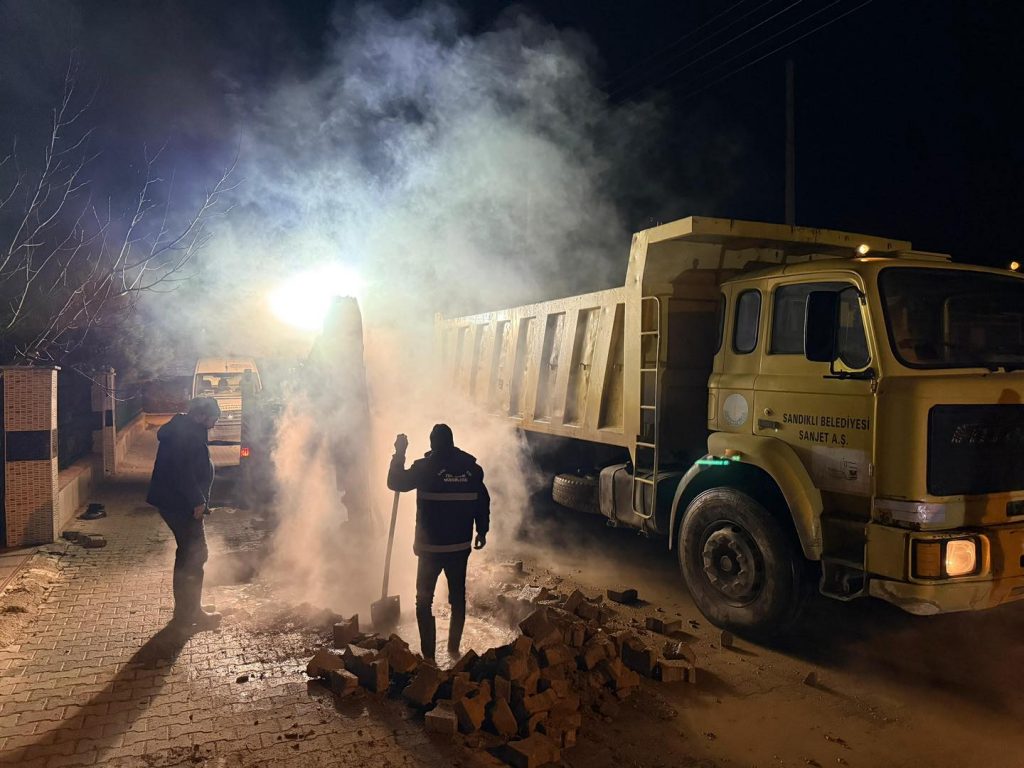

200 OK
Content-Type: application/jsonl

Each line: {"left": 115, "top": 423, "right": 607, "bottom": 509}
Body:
{"left": 701, "top": 524, "right": 764, "bottom": 604}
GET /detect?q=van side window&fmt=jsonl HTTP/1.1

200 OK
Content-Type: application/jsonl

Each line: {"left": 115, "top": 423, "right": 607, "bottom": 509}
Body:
{"left": 733, "top": 290, "right": 761, "bottom": 354}
{"left": 770, "top": 281, "right": 847, "bottom": 354}
{"left": 715, "top": 294, "right": 726, "bottom": 353}
{"left": 836, "top": 288, "right": 870, "bottom": 369}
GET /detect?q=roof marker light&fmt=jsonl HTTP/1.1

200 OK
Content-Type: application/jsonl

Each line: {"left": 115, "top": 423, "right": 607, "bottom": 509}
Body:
{"left": 857, "top": 244, "right": 871, "bottom": 255}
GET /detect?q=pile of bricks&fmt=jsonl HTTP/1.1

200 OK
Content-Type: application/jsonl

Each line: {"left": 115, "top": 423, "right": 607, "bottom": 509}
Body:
{"left": 306, "top": 588, "right": 698, "bottom": 768}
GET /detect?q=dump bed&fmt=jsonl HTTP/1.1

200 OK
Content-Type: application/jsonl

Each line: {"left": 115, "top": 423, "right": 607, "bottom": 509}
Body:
{"left": 437, "top": 216, "right": 913, "bottom": 462}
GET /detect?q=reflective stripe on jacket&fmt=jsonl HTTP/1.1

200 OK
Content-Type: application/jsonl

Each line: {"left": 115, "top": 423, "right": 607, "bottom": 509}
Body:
{"left": 387, "top": 447, "right": 490, "bottom": 556}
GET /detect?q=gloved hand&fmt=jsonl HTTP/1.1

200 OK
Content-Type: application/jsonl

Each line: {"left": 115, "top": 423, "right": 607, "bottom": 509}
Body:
{"left": 394, "top": 433, "right": 408, "bottom": 456}
{"left": 474, "top": 533, "right": 487, "bottom": 550}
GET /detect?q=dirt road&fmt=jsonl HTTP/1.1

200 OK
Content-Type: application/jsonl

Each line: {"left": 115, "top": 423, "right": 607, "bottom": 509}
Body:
{"left": 492, "top": 503, "right": 1024, "bottom": 768}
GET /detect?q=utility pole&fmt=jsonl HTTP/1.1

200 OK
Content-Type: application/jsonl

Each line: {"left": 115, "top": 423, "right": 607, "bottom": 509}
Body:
{"left": 785, "top": 58, "right": 796, "bottom": 226}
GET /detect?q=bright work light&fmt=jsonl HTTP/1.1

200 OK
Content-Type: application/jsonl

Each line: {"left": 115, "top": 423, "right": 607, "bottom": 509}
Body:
{"left": 944, "top": 539, "right": 977, "bottom": 577}
{"left": 269, "top": 264, "right": 364, "bottom": 331}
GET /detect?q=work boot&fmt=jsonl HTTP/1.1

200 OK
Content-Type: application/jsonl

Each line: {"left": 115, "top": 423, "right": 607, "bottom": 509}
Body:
{"left": 447, "top": 605, "right": 466, "bottom": 658}
{"left": 418, "top": 612, "right": 437, "bottom": 661}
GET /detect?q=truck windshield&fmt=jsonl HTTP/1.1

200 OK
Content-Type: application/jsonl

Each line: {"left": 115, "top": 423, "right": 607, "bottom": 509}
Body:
{"left": 194, "top": 373, "right": 243, "bottom": 396}
{"left": 879, "top": 267, "right": 1024, "bottom": 370}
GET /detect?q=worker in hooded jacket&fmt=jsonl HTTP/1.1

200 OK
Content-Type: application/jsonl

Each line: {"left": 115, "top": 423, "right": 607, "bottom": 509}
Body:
{"left": 387, "top": 424, "right": 490, "bottom": 661}
{"left": 146, "top": 396, "right": 222, "bottom": 630}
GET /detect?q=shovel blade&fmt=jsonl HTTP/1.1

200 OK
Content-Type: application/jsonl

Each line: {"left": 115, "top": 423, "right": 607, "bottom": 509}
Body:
{"left": 370, "top": 595, "right": 401, "bottom": 629}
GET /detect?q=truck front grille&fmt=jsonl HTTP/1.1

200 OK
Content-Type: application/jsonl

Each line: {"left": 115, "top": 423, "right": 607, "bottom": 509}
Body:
{"left": 928, "top": 405, "right": 1024, "bottom": 496}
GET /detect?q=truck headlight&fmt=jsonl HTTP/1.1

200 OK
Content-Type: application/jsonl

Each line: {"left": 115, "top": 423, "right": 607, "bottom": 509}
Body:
{"left": 945, "top": 539, "right": 977, "bottom": 577}
{"left": 912, "top": 537, "right": 978, "bottom": 579}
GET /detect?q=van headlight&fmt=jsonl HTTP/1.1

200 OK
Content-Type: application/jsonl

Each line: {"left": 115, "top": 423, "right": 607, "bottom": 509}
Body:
{"left": 912, "top": 537, "right": 978, "bottom": 579}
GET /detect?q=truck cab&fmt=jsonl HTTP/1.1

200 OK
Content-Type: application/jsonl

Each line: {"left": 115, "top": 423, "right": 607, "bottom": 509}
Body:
{"left": 438, "top": 217, "right": 1024, "bottom": 632}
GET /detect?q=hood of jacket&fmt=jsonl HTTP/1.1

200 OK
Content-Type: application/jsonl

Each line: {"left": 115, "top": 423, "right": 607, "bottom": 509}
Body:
{"left": 157, "top": 413, "right": 206, "bottom": 444}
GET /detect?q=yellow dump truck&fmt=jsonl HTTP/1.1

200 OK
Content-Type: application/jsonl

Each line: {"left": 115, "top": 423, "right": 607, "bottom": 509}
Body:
{"left": 437, "top": 216, "right": 1024, "bottom": 631}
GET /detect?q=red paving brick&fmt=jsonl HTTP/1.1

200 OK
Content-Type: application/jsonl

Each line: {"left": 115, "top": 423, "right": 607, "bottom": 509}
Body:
{"left": 0, "top": 470, "right": 487, "bottom": 768}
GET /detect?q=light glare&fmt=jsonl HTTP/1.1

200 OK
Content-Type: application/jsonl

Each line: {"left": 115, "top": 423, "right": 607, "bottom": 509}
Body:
{"left": 269, "top": 264, "right": 364, "bottom": 331}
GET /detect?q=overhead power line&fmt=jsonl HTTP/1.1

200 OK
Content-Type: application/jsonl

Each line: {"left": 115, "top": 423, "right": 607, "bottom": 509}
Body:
{"left": 673, "top": 0, "right": 875, "bottom": 103}
{"left": 609, "top": 0, "right": 806, "bottom": 101}
{"left": 602, "top": 0, "right": 751, "bottom": 91}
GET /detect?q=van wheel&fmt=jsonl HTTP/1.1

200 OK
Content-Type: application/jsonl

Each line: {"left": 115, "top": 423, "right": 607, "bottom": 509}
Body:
{"left": 552, "top": 473, "right": 599, "bottom": 515}
{"left": 678, "top": 488, "right": 805, "bottom": 634}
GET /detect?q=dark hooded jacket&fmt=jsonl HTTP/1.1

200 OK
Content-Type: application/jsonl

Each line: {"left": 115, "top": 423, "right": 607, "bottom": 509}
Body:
{"left": 387, "top": 447, "right": 490, "bottom": 556}
{"left": 146, "top": 413, "right": 214, "bottom": 515}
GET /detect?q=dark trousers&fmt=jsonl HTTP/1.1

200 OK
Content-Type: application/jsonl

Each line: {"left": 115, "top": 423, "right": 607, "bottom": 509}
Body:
{"left": 159, "top": 509, "right": 208, "bottom": 621}
{"left": 415, "top": 551, "right": 470, "bottom": 658}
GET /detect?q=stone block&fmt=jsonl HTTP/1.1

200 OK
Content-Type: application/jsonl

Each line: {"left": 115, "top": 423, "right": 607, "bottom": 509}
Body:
{"left": 655, "top": 658, "right": 690, "bottom": 683}
{"left": 663, "top": 640, "right": 697, "bottom": 664}
{"left": 575, "top": 600, "right": 600, "bottom": 622}
{"left": 606, "top": 588, "right": 638, "bottom": 604}
{"left": 332, "top": 615, "right": 360, "bottom": 648}
{"left": 505, "top": 733, "right": 561, "bottom": 768}
{"left": 380, "top": 635, "right": 419, "bottom": 674}
{"left": 518, "top": 608, "right": 562, "bottom": 649}
{"left": 646, "top": 616, "right": 683, "bottom": 635}
{"left": 425, "top": 700, "right": 459, "bottom": 735}
{"left": 621, "top": 640, "right": 657, "bottom": 678}
{"left": 540, "top": 644, "right": 574, "bottom": 668}
{"left": 306, "top": 649, "right": 345, "bottom": 678}
{"left": 720, "top": 629, "right": 735, "bottom": 649}
{"left": 562, "top": 589, "right": 587, "bottom": 614}
{"left": 451, "top": 648, "right": 479, "bottom": 675}
{"left": 488, "top": 697, "right": 518, "bottom": 738}
{"left": 83, "top": 534, "right": 107, "bottom": 548}
{"left": 403, "top": 663, "right": 444, "bottom": 707}
{"left": 494, "top": 675, "right": 512, "bottom": 703}
{"left": 455, "top": 690, "right": 488, "bottom": 732}
{"left": 500, "top": 654, "right": 529, "bottom": 684}
{"left": 328, "top": 668, "right": 359, "bottom": 696}
{"left": 516, "top": 585, "right": 552, "bottom": 603}
{"left": 451, "top": 673, "right": 475, "bottom": 703}
{"left": 513, "top": 635, "right": 534, "bottom": 656}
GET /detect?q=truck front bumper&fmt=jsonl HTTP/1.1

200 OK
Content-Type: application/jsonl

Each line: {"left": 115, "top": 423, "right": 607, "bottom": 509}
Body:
{"left": 866, "top": 520, "right": 1024, "bottom": 615}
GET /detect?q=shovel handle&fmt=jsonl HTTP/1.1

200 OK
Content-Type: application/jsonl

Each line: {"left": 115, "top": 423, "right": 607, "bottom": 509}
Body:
{"left": 381, "top": 491, "right": 400, "bottom": 600}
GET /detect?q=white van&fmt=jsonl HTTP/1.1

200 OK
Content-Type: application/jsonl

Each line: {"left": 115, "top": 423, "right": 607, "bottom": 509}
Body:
{"left": 191, "top": 358, "right": 262, "bottom": 444}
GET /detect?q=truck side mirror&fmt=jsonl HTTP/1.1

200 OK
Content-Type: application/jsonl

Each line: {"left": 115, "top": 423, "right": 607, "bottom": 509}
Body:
{"left": 804, "top": 291, "right": 839, "bottom": 362}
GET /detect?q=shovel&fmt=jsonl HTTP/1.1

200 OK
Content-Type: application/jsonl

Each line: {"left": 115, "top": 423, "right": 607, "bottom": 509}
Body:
{"left": 370, "top": 490, "right": 402, "bottom": 629}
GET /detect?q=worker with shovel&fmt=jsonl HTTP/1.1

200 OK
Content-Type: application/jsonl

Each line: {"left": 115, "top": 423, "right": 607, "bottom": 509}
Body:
{"left": 387, "top": 424, "right": 490, "bottom": 661}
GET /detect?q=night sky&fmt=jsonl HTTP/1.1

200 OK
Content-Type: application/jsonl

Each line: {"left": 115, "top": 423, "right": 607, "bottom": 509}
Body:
{"left": 2, "top": 1, "right": 1022, "bottom": 268}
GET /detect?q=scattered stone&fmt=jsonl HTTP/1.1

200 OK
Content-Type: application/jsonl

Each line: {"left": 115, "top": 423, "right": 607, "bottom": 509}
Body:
{"left": 380, "top": 634, "right": 419, "bottom": 674}
{"left": 803, "top": 671, "right": 818, "bottom": 687}
{"left": 606, "top": 588, "right": 638, "bottom": 604}
{"left": 425, "top": 700, "right": 459, "bottom": 735}
{"left": 82, "top": 534, "right": 107, "bottom": 549}
{"left": 663, "top": 640, "right": 697, "bottom": 664}
{"left": 655, "top": 659, "right": 691, "bottom": 683}
{"left": 575, "top": 600, "right": 601, "bottom": 621}
{"left": 333, "top": 615, "right": 360, "bottom": 648}
{"left": 455, "top": 690, "right": 489, "bottom": 732}
{"left": 562, "top": 589, "right": 586, "bottom": 614}
{"left": 646, "top": 616, "right": 683, "bottom": 635}
{"left": 518, "top": 608, "right": 561, "bottom": 649}
{"left": 403, "top": 663, "right": 445, "bottom": 707}
{"left": 516, "top": 585, "right": 552, "bottom": 604}
{"left": 505, "top": 733, "right": 561, "bottom": 768}
{"left": 306, "top": 649, "right": 345, "bottom": 678}
{"left": 494, "top": 675, "right": 512, "bottom": 703}
{"left": 621, "top": 637, "right": 657, "bottom": 678}
{"left": 451, "top": 649, "right": 480, "bottom": 675}
{"left": 235, "top": 674, "right": 250, "bottom": 684}
{"left": 720, "top": 629, "right": 735, "bottom": 649}
{"left": 328, "top": 668, "right": 359, "bottom": 696}
{"left": 488, "top": 697, "right": 518, "bottom": 738}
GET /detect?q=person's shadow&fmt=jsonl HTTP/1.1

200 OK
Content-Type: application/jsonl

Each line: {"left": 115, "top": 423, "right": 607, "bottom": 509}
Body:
{"left": 2, "top": 623, "right": 193, "bottom": 766}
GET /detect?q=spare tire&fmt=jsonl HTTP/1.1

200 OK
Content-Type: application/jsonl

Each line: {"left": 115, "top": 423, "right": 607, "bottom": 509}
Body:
{"left": 552, "top": 473, "right": 599, "bottom": 515}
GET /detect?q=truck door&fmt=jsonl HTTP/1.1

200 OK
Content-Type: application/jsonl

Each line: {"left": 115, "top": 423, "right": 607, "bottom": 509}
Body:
{"left": 753, "top": 278, "right": 876, "bottom": 509}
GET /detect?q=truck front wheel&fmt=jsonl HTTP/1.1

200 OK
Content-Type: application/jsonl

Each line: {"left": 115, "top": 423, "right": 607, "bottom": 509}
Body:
{"left": 679, "top": 488, "right": 805, "bottom": 634}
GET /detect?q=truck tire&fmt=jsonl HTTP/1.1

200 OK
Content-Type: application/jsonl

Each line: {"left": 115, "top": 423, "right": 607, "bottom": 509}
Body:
{"left": 552, "top": 473, "right": 599, "bottom": 515}
{"left": 678, "top": 487, "right": 805, "bottom": 635}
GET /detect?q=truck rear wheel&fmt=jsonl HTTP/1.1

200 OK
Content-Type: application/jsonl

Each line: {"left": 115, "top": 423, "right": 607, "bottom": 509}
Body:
{"left": 678, "top": 488, "right": 805, "bottom": 634}
{"left": 552, "top": 473, "right": 599, "bottom": 515}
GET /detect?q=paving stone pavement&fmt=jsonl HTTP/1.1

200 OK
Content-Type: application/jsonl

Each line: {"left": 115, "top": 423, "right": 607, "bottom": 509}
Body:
{"left": 0, "top": 469, "right": 492, "bottom": 768}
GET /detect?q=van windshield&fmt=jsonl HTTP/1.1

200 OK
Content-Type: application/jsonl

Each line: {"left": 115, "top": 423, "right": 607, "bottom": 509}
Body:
{"left": 194, "top": 373, "right": 243, "bottom": 396}
{"left": 879, "top": 268, "right": 1024, "bottom": 371}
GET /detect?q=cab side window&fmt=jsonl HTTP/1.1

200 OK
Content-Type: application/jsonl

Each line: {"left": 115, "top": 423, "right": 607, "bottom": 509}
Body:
{"left": 733, "top": 290, "right": 761, "bottom": 354}
{"left": 770, "top": 281, "right": 871, "bottom": 367}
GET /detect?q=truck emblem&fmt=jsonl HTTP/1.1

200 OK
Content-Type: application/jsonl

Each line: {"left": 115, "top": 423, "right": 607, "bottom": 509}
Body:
{"left": 723, "top": 394, "right": 749, "bottom": 427}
